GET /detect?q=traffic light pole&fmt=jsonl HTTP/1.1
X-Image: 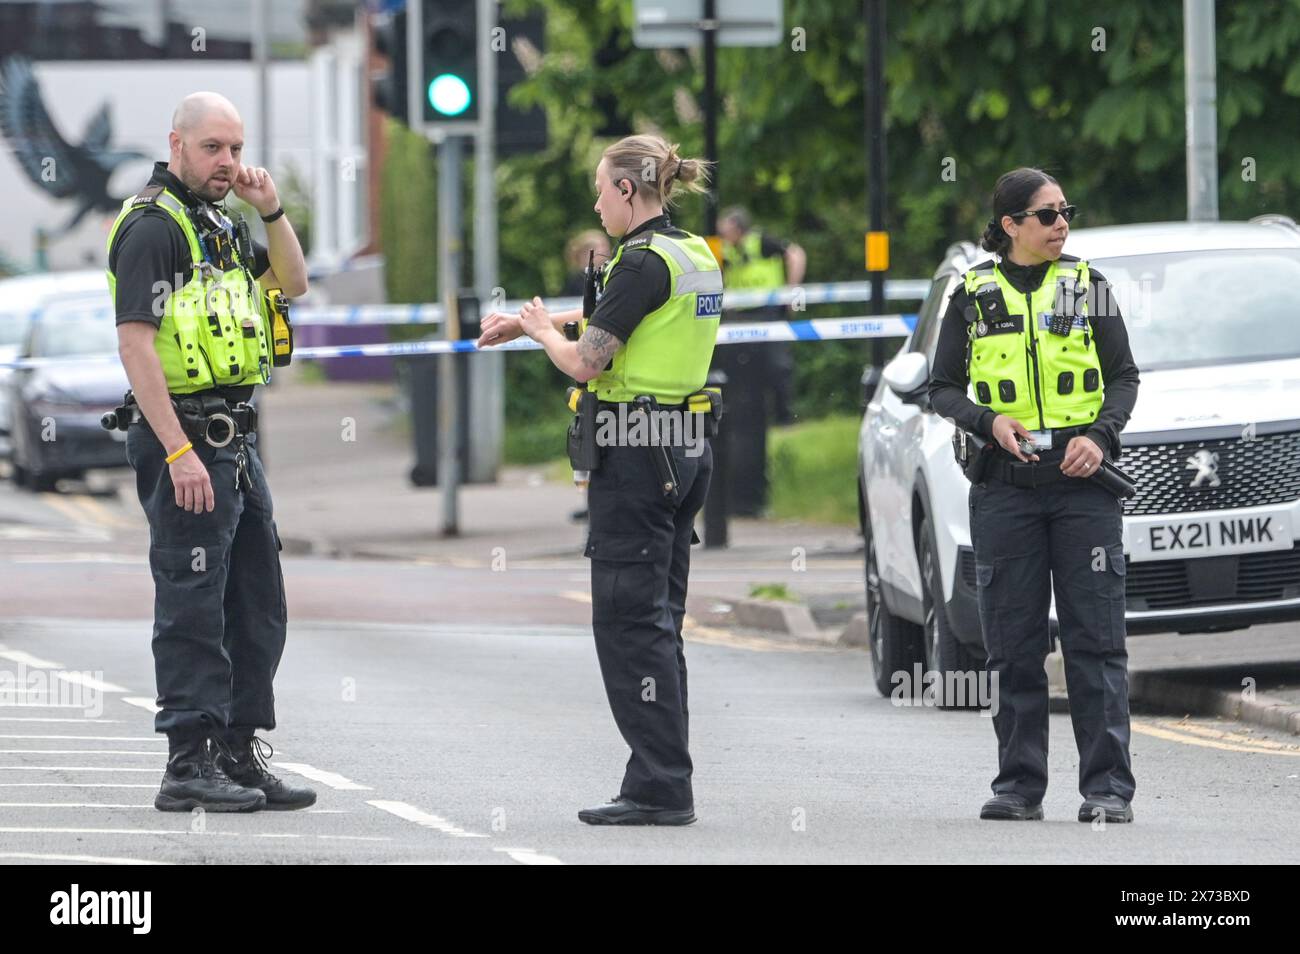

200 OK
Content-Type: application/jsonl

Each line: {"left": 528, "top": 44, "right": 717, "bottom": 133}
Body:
{"left": 437, "top": 133, "right": 463, "bottom": 536}
{"left": 471, "top": 0, "right": 503, "bottom": 487}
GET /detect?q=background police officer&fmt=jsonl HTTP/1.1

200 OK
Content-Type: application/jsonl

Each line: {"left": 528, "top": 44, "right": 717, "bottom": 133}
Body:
{"left": 929, "top": 167, "right": 1142, "bottom": 823}
{"left": 109, "top": 92, "right": 313, "bottom": 812}
{"left": 718, "top": 205, "right": 805, "bottom": 426}
{"left": 479, "top": 134, "right": 719, "bottom": 825}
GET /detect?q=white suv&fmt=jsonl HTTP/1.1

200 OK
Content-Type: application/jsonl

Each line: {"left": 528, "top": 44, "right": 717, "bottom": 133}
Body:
{"left": 857, "top": 217, "right": 1300, "bottom": 700}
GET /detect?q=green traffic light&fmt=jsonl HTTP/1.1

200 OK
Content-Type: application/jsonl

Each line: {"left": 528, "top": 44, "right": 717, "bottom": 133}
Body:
{"left": 427, "top": 73, "right": 471, "bottom": 117}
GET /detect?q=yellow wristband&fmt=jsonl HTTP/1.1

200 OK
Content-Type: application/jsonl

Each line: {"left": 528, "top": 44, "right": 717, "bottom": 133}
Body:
{"left": 165, "top": 442, "right": 193, "bottom": 464}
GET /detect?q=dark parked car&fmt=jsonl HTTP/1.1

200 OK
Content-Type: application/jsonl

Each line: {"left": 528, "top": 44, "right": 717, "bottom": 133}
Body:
{"left": 8, "top": 309, "right": 129, "bottom": 491}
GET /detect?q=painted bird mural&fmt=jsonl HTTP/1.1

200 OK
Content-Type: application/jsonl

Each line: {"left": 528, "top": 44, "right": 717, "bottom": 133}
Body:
{"left": 0, "top": 57, "right": 147, "bottom": 237}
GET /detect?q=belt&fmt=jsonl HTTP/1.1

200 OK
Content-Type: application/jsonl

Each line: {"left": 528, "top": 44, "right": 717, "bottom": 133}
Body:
{"left": 595, "top": 399, "right": 700, "bottom": 414}
{"left": 126, "top": 395, "right": 258, "bottom": 447}
{"left": 987, "top": 455, "right": 1075, "bottom": 488}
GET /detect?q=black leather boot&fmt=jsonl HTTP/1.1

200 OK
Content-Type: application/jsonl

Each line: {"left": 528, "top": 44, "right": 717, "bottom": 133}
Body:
{"left": 155, "top": 735, "right": 266, "bottom": 813}
{"left": 214, "top": 734, "right": 317, "bottom": 811}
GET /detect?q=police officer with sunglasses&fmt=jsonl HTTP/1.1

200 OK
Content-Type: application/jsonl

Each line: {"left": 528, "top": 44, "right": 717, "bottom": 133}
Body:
{"left": 929, "top": 167, "right": 1142, "bottom": 823}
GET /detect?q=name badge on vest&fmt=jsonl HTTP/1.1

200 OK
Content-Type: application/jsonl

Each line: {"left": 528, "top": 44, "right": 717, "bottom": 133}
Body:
{"left": 696, "top": 292, "right": 723, "bottom": 319}
{"left": 975, "top": 314, "right": 1022, "bottom": 337}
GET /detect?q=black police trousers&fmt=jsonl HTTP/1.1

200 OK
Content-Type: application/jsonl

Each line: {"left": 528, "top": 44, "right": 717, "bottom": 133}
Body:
{"left": 584, "top": 438, "right": 712, "bottom": 810}
{"left": 126, "top": 422, "right": 287, "bottom": 742}
{"left": 969, "top": 468, "right": 1136, "bottom": 805}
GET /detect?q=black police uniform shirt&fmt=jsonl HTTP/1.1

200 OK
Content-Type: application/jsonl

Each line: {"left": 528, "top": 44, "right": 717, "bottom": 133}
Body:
{"left": 108, "top": 161, "right": 272, "bottom": 403}
{"left": 587, "top": 213, "right": 685, "bottom": 343}
{"left": 928, "top": 256, "right": 1141, "bottom": 461}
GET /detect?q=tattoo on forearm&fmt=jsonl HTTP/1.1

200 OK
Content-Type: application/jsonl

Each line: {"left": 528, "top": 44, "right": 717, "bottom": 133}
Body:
{"left": 577, "top": 326, "right": 621, "bottom": 372}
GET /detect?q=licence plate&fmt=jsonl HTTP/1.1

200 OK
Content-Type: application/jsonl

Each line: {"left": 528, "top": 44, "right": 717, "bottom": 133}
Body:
{"left": 1126, "top": 509, "right": 1294, "bottom": 562}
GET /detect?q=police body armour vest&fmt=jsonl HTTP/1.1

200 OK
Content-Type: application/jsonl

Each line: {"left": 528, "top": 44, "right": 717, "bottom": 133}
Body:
{"left": 584, "top": 231, "right": 723, "bottom": 404}
{"left": 723, "top": 230, "right": 785, "bottom": 290}
{"left": 106, "top": 186, "right": 271, "bottom": 394}
{"left": 964, "top": 255, "right": 1103, "bottom": 431}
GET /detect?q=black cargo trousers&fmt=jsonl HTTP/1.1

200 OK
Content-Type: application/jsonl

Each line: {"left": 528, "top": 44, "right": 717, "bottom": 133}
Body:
{"left": 584, "top": 437, "right": 713, "bottom": 811}
{"left": 125, "top": 419, "right": 287, "bottom": 743}
{"left": 969, "top": 458, "right": 1136, "bottom": 806}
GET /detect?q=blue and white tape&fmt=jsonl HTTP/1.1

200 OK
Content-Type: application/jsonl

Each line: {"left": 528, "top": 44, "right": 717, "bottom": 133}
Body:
{"left": 0, "top": 280, "right": 929, "bottom": 330}
{"left": 0, "top": 314, "right": 919, "bottom": 369}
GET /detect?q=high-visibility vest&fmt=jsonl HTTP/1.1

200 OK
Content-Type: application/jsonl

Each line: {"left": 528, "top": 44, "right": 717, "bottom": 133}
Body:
{"left": 107, "top": 186, "right": 270, "bottom": 393}
{"left": 583, "top": 230, "right": 723, "bottom": 404}
{"left": 963, "top": 255, "right": 1104, "bottom": 430}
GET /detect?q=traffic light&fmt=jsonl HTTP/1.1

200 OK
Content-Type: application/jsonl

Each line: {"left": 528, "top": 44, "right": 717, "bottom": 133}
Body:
{"left": 371, "top": 10, "right": 409, "bottom": 124}
{"left": 422, "top": 0, "right": 479, "bottom": 124}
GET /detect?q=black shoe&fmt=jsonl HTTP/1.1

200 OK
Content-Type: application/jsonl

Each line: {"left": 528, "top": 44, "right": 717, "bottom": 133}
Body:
{"left": 155, "top": 736, "right": 266, "bottom": 813}
{"left": 1078, "top": 794, "right": 1133, "bottom": 823}
{"left": 979, "top": 793, "right": 1044, "bottom": 821}
{"left": 214, "top": 735, "right": 317, "bottom": 811}
{"left": 578, "top": 796, "right": 696, "bottom": 826}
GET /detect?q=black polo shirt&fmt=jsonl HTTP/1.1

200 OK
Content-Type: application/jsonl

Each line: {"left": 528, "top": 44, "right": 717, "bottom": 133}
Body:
{"left": 109, "top": 162, "right": 271, "bottom": 400}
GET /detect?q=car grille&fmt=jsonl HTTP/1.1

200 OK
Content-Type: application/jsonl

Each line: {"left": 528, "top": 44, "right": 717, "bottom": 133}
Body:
{"left": 958, "top": 544, "right": 1300, "bottom": 611}
{"left": 1117, "top": 429, "right": 1300, "bottom": 516}
{"left": 1125, "top": 543, "right": 1300, "bottom": 610}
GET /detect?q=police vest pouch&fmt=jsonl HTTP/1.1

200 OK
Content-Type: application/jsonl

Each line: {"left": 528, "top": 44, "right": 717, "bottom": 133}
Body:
{"left": 264, "top": 288, "right": 294, "bottom": 367}
{"left": 1090, "top": 459, "right": 1137, "bottom": 500}
{"left": 566, "top": 387, "right": 600, "bottom": 472}
{"left": 684, "top": 386, "right": 723, "bottom": 438}
{"left": 952, "top": 428, "right": 995, "bottom": 484}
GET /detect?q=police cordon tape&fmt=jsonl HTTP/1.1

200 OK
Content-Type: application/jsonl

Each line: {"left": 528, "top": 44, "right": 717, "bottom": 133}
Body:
{"left": 289, "top": 280, "right": 929, "bottom": 326}
{"left": 0, "top": 280, "right": 929, "bottom": 330}
{"left": 0, "top": 313, "right": 919, "bottom": 369}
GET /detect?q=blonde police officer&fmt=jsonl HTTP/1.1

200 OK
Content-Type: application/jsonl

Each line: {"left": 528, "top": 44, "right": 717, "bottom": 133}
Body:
{"left": 479, "top": 135, "right": 720, "bottom": 825}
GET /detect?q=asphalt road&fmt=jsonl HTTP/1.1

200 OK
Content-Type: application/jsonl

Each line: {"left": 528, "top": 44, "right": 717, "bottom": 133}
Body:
{"left": 1, "top": 471, "right": 1298, "bottom": 864}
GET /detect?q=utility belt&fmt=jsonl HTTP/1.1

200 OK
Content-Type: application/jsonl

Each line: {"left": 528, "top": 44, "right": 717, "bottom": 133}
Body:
{"left": 566, "top": 387, "right": 723, "bottom": 505}
{"left": 101, "top": 390, "right": 258, "bottom": 448}
{"left": 954, "top": 423, "right": 1135, "bottom": 499}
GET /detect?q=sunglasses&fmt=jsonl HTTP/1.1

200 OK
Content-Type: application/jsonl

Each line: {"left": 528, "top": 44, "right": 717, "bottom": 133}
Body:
{"left": 1010, "top": 205, "right": 1078, "bottom": 226}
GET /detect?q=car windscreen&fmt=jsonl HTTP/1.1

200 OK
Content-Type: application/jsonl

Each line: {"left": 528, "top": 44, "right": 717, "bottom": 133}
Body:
{"left": 30, "top": 317, "right": 120, "bottom": 358}
{"left": 1090, "top": 248, "right": 1300, "bottom": 370}
{"left": 0, "top": 310, "right": 28, "bottom": 347}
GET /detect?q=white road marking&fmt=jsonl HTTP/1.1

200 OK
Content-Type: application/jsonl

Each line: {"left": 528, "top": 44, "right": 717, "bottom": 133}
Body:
{"left": 494, "top": 847, "right": 565, "bottom": 865}
{"left": 0, "top": 702, "right": 89, "bottom": 709}
{"left": 0, "top": 783, "right": 155, "bottom": 789}
{"left": 11, "top": 553, "right": 146, "bottom": 564}
{"left": 0, "top": 525, "right": 111, "bottom": 543}
{"left": 0, "top": 750, "right": 161, "bottom": 755}
{"left": 271, "top": 762, "right": 372, "bottom": 791}
{"left": 0, "top": 852, "right": 169, "bottom": 865}
{"left": 0, "top": 646, "right": 63, "bottom": 668}
{"left": 122, "top": 697, "right": 161, "bottom": 713}
{"left": 0, "top": 717, "right": 124, "bottom": 723}
{"left": 0, "top": 802, "right": 153, "bottom": 809}
{"left": 0, "top": 766, "right": 158, "bottom": 772}
{"left": 55, "top": 672, "right": 129, "bottom": 694}
{"left": 366, "top": 800, "right": 487, "bottom": 839}
{"left": 0, "top": 827, "right": 375, "bottom": 842}
{"left": 0, "top": 734, "right": 164, "bottom": 742}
